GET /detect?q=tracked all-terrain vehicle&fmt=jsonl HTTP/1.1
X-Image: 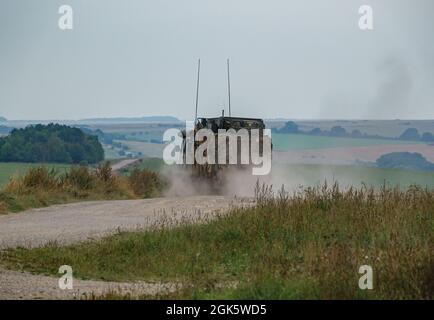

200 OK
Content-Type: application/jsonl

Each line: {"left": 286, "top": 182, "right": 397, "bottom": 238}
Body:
{"left": 180, "top": 59, "right": 272, "bottom": 184}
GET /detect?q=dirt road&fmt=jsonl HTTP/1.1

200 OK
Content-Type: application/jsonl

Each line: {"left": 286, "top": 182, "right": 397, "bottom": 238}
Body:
{"left": 0, "top": 267, "right": 178, "bottom": 300}
{"left": 0, "top": 196, "right": 250, "bottom": 299}
{"left": 0, "top": 196, "right": 247, "bottom": 249}
{"left": 110, "top": 158, "right": 140, "bottom": 171}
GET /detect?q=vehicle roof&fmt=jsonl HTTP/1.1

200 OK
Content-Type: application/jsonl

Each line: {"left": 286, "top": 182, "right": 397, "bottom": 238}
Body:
{"left": 198, "top": 116, "right": 264, "bottom": 122}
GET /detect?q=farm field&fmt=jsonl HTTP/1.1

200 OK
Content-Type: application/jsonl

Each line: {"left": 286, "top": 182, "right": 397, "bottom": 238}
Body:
{"left": 115, "top": 140, "right": 165, "bottom": 158}
{"left": 0, "top": 163, "right": 70, "bottom": 187}
{"left": 272, "top": 133, "right": 424, "bottom": 151}
{"left": 273, "top": 144, "right": 434, "bottom": 166}
{"left": 116, "top": 158, "right": 165, "bottom": 176}
{"left": 89, "top": 123, "right": 180, "bottom": 143}
{"left": 129, "top": 157, "right": 165, "bottom": 173}
{"left": 103, "top": 144, "right": 124, "bottom": 159}
{"left": 271, "top": 163, "right": 434, "bottom": 189}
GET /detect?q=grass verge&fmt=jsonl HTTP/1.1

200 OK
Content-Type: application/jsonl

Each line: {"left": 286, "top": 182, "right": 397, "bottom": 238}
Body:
{"left": 0, "top": 162, "right": 165, "bottom": 214}
{"left": 1, "top": 183, "right": 432, "bottom": 299}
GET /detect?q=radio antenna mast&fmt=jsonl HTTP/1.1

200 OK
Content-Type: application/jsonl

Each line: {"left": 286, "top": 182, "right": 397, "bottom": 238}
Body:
{"left": 194, "top": 59, "right": 201, "bottom": 124}
{"left": 227, "top": 58, "right": 231, "bottom": 117}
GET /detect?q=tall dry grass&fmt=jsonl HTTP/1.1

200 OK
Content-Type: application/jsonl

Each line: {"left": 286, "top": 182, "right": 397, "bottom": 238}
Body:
{"left": 0, "top": 163, "right": 164, "bottom": 213}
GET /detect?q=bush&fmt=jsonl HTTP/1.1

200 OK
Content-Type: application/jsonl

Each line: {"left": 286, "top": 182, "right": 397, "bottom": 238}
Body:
{"left": 128, "top": 168, "right": 163, "bottom": 198}
{"left": 22, "top": 167, "right": 58, "bottom": 190}
{"left": 62, "top": 166, "right": 95, "bottom": 190}
{"left": 95, "top": 161, "right": 114, "bottom": 183}
{"left": 0, "top": 201, "right": 7, "bottom": 214}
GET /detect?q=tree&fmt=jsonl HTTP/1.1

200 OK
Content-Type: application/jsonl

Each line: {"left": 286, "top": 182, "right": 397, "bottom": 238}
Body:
{"left": 0, "top": 124, "right": 104, "bottom": 164}
{"left": 351, "top": 129, "right": 363, "bottom": 138}
{"left": 399, "top": 128, "right": 420, "bottom": 141}
{"left": 309, "top": 128, "right": 323, "bottom": 135}
{"left": 421, "top": 132, "right": 434, "bottom": 142}
{"left": 376, "top": 152, "right": 434, "bottom": 171}
{"left": 277, "top": 121, "right": 299, "bottom": 134}
{"left": 330, "top": 126, "right": 347, "bottom": 137}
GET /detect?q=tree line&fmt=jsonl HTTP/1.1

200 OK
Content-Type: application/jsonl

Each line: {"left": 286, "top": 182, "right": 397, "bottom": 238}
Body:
{"left": 273, "top": 121, "right": 434, "bottom": 142}
{"left": 0, "top": 124, "right": 104, "bottom": 164}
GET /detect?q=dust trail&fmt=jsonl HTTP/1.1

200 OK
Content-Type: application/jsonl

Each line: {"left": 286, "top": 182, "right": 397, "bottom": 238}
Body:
{"left": 162, "top": 166, "right": 217, "bottom": 197}
{"left": 162, "top": 162, "right": 379, "bottom": 198}
{"left": 161, "top": 164, "right": 300, "bottom": 197}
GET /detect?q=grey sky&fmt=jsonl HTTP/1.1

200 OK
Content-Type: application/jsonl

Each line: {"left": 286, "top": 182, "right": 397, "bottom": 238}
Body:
{"left": 0, "top": 0, "right": 433, "bottom": 120}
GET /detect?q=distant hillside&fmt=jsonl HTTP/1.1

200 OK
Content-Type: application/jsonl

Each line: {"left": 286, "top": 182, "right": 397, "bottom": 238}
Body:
{"left": 80, "top": 116, "right": 181, "bottom": 123}
{"left": 0, "top": 116, "right": 7, "bottom": 122}
{"left": 0, "top": 124, "right": 104, "bottom": 164}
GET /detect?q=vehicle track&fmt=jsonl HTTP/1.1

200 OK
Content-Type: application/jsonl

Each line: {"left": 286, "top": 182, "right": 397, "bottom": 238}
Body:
{"left": 0, "top": 196, "right": 251, "bottom": 299}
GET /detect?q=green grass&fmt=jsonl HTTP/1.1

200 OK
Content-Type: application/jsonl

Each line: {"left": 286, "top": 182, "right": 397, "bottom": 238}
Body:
{"left": 116, "top": 158, "right": 166, "bottom": 177}
{"left": 0, "top": 163, "right": 70, "bottom": 187}
{"left": 125, "top": 158, "right": 165, "bottom": 174}
{"left": 115, "top": 140, "right": 164, "bottom": 158}
{"left": 272, "top": 164, "right": 434, "bottom": 189}
{"left": 103, "top": 145, "right": 124, "bottom": 159}
{"left": 272, "top": 133, "right": 424, "bottom": 151}
{"left": 2, "top": 184, "right": 432, "bottom": 299}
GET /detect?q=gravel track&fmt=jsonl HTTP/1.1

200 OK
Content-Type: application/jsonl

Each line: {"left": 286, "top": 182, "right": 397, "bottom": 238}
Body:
{"left": 110, "top": 158, "right": 140, "bottom": 171}
{"left": 0, "top": 196, "right": 250, "bottom": 299}
{"left": 0, "top": 268, "right": 178, "bottom": 300}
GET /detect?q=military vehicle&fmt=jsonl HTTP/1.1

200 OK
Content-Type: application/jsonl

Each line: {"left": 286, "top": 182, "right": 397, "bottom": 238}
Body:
{"left": 181, "top": 59, "right": 271, "bottom": 183}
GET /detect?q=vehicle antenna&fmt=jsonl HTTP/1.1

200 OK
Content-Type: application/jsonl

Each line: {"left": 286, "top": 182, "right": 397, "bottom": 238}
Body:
{"left": 194, "top": 59, "right": 201, "bottom": 124}
{"left": 227, "top": 58, "right": 231, "bottom": 117}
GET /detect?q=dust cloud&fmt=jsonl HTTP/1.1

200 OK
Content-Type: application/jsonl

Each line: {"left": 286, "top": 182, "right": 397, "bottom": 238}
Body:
{"left": 162, "top": 163, "right": 353, "bottom": 198}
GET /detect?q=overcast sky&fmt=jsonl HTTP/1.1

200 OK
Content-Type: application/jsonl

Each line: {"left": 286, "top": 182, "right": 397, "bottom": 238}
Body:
{"left": 0, "top": 0, "right": 433, "bottom": 120}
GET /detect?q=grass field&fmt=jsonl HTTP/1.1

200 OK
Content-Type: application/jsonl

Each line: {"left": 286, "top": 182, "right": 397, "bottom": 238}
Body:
{"left": 131, "top": 158, "right": 165, "bottom": 172}
{"left": 2, "top": 184, "right": 432, "bottom": 299}
{"left": 272, "top": 164, "right": 434, "bottom": 189}
{"left": 0, "top": 163, "right": 70, "bottom": 187}
{"left": 115, "top": 140, "right": 165, "bottom": 158}
{"left": 272, "top": 133, "right": 424, "bottom": 151}
{"left": 103, "top": 145, "right": 123, "bottom": 159}
{"left": 116, "top": 158, "right": 166, "bottom": 176}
